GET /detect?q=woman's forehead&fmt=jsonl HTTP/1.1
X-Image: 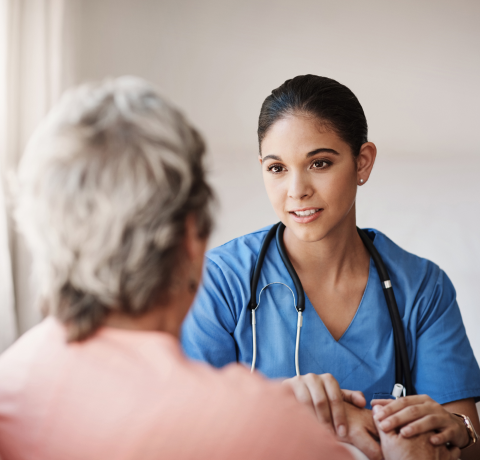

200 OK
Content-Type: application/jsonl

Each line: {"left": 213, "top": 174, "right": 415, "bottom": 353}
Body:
{"left": 261, "top": 116, "right": 349, "bottom": 159}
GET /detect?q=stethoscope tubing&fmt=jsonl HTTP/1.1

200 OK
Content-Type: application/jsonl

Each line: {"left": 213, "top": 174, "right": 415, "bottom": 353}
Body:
{"left": 356, "top": 228, "right": 415, "bottom": 396}
{"left": 249, "top": 222, "right": 415, "bottom": 396}
{"left": 250, "top": 282, "right": 300, "bottom": 374}
{"left": 276, "top": 224, "right": 305, "bottom": 312}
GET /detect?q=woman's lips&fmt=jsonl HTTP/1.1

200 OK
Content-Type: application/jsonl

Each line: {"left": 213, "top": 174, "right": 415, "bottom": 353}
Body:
{"left": 289, "top": 208, "right": 323, "bottom": 224}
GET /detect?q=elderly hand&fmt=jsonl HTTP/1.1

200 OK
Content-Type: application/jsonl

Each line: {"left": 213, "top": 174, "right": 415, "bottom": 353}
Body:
{"left": 372, "top": 405, "right": 460, "bottom": 460}
{"left": 342, "top": 402, "right": 383, "bottom": 460}
{"left": 282, "top": 373, "right": 366, "bottom": 437}
{"left": 371, "top": 395, "right": 469, "bottom": 450}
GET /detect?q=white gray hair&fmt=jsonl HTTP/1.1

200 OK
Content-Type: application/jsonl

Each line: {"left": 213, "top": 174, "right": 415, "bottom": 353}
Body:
{"left": 15, "top": 76, "right": 213, "bottom": 340}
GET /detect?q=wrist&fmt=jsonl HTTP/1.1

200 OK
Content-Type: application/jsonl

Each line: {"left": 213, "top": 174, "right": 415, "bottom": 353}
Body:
{"left": 451, "top": 413, "right": 477, "bottom": 449}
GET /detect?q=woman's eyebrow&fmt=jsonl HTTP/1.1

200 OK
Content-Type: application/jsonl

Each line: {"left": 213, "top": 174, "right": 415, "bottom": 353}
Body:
{"left": 306, "top": 148, "right": 339, "bottom": 157}
{"left": 262, "top": 154, "right": 282, "bottom": 161}
{"left": 262, "top": 148, "right": 339, "bottom": 162}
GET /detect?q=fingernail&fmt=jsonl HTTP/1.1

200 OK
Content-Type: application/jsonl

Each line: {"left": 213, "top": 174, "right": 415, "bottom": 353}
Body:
{"left": 372, "top": 405, "right": 381, "bottom": 415}
{"left": 431, "top": 436, "right": 440, "bottom": 444}
{"left": 401, "top": 427, "right": 412, "bottom": 436}
{"left": 380, "top": 420, "right": 391, "bottom": 430}
{"left": 337, "top": 424, "right": 346, "bottom": 437}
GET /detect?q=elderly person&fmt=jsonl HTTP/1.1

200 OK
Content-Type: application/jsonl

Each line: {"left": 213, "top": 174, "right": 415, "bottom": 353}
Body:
{"left": 0, "top": 77, "right": 457, "bottom": 460}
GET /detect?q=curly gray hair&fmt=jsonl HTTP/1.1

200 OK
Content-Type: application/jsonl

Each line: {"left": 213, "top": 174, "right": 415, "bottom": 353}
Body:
{"left": 15, "top": 76, "right": 213, "bottom": 341}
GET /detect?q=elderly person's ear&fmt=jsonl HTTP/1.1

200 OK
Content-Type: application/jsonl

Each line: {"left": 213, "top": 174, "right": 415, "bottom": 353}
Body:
{"left": 184, "top": 214, "right": 207, "bottom": 264}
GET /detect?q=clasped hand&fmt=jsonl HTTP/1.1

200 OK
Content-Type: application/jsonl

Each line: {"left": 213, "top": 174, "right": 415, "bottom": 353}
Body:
{"left": 282, "top": 373, "right": 383, "bottom": 460}
{"left": 371, "top": 395, "right": 469, "bottom": 449}
{"left": 283, "top": 375, "right": 465, "bottom": 460}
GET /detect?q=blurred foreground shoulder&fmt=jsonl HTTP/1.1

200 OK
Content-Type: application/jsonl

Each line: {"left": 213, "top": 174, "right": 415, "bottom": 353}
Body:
{"left": 209, "top": 363, "right": 354, "bottom": 460}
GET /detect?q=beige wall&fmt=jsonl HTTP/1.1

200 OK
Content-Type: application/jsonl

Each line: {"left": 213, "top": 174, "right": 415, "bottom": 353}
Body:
{"left": 74, "top": 0, "right": 480, "bottom": 364}
{"left": 75, "top": 0, "right": 480, "bottom": 240}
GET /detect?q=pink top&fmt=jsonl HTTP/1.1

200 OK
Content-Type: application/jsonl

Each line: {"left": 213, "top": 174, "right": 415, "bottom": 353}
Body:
{"left": 0, "top": 318, "right": 352, "bottom": 460}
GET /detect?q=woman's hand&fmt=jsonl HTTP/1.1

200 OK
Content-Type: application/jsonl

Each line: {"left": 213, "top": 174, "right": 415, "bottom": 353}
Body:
{"left": 344, "top": 402, "right": 383, "bottom": 460}
{"left": 371, "top": 395, "right": 470, "bottom": 449}
{"left": 282, "top": 373, "right": 366, "bottom": 438}
{"left": 372, "top": 406, "right": 461, "bottom": 460}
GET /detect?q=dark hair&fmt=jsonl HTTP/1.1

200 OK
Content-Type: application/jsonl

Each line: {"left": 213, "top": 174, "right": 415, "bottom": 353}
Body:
{"left": 258, "top": 75, "right": 368, "bottom": 157}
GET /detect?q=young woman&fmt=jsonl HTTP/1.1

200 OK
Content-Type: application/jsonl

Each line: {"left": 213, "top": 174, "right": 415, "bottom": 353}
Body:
{"left": 182, "top": 75, "right": 480, "bottom": 460}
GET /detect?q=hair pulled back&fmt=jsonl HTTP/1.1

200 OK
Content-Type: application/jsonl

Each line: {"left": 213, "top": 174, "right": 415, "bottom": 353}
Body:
{"left": 258, "top": 75, "right": 368, "bottom": 157}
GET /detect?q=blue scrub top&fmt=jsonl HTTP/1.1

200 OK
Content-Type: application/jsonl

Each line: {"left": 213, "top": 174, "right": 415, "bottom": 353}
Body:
{"left": 181, "top": 226, "right": 480, "bottom": 406}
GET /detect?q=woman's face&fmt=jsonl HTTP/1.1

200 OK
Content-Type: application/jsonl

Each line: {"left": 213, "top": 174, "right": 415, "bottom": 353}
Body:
{"left": 260, "top": 114, "right": 371, "bottom": 243}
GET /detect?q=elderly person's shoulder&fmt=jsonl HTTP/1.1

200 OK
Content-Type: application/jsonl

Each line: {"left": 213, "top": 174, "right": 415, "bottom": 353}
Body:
{"left": 0, "top": 317, "right": 353, "bottom": 460}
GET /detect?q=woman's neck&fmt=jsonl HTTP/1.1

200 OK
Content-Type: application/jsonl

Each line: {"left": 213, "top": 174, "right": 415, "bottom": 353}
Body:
{"left": 103, "top": 289, "right": 192, "bottom": 338}
{"left": 283, "top": 211, "right": 369, "bottom": 284}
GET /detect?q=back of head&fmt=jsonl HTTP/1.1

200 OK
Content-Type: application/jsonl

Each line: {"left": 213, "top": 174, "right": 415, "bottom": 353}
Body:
{"left": 15, "top": 76, "right": 213, "bottom": 341}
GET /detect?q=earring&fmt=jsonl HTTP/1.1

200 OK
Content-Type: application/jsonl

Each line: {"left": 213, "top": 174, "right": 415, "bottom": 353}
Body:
{"left": 359, "top": 179, "right": 364, "bottom": 184}
{"left": 188, "top": 277, "right": 199, "bottom": 294}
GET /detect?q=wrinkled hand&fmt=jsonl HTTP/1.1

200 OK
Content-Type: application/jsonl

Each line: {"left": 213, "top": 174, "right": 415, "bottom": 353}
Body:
{"left": 343, "top": 402, "right": 382, "bottom": 460}
{"left": 372, "top": 405, "right": 460, "bottom": 460}
{"left": 282, "top": 373, "right": 366, "bottom": 438}
{"left": 371, "top": 395, "right": 469, "bottom": 449}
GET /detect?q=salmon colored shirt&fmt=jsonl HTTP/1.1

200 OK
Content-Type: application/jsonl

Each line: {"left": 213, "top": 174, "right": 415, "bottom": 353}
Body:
{"left": 0, "top": 317, "right": 352, "bottom": 460}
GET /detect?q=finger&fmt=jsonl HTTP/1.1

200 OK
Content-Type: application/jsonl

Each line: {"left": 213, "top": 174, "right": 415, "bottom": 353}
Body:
{"left": 302, "top": 374, "right": 334, "bottom": 431}
{"left": 366, "top": 412, "right": 380, "bottom": 438}
{"left": 372, "top": 395, "right": 431, "bottom": 421}
{"left": 430, "top": 427, "right": 458, "bottom": 447}
{"left": 372, "top": 405, "right": 391, "bottom": 439}
{"left": 370, "top": 399, "right": 393, "bottom": 407}
{"left": 400, "top": 414, "right": 450, "bottom": 438}
{"left": 377, "top": 404, "right": 434, "bottom": 433}
{"left": 321, "top": 374, "right": 348, "bottom": 437}
{"left": 354, "top": 408, "right": 385, "bottom": 460}
{"left": 350, "top": 429, "right": 383, "bottom": 460}
{"left": 343, "top": 389, "right": 367, "bottom": 408}
{"left": 284, "top": 379, "right": 317, "bottom": 418}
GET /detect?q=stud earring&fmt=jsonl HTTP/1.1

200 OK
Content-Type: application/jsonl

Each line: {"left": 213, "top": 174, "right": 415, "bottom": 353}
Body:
{"left": 359, "top": 179, "right": 364, "bottom": 184}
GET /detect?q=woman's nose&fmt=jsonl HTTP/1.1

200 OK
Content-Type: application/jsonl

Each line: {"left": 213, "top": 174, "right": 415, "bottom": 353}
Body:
{"left": 287, "top": 172, "right": 313, "bottom": 200}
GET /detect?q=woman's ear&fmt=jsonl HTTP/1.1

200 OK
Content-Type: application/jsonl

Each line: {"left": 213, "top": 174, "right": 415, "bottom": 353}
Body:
{"left": 184, "top": 213, "right": 207, "bottom": 264}
{"left": 356, "top": 142, "right": 377, "bottom": 185}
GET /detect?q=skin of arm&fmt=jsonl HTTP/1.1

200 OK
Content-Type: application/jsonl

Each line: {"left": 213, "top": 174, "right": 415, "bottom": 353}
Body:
{"left": 372, "top": 396, "right": 480, "bottom": 460}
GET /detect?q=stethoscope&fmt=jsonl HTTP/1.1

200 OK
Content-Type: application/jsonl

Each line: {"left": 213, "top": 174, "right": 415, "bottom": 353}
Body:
{"left": 248, "top": 222, "right": 415, "bottom": 396}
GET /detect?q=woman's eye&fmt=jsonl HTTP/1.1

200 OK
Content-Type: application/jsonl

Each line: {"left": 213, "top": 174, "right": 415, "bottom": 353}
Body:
{"left": 267, "top": 164, "right": 285, "bottom": 174}
{"left": 311, "top": 160, "right": 329, "bottom": 169}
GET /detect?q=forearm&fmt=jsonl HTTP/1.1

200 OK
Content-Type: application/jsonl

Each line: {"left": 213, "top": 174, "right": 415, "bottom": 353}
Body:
{"left": 459, "top": 444, "right": 480, "bottom": 460}
{"left": 443, "top": 399, "right": 480, "bottom": 460}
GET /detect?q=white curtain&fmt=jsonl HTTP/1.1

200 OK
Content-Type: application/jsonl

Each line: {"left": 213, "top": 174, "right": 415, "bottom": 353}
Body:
{"left": 0, "top": 0, "right": 17, "bottom": 351}
{"left": 0, "top": 0, "right": 78, "bottom": 350}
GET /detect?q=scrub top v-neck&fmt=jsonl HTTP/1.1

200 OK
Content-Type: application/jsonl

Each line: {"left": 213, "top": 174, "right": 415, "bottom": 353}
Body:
{"left": 181, "top": 226, "right": 480, "bottom": 406}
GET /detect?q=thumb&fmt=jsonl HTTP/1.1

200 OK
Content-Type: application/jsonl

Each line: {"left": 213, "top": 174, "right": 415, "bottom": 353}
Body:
{"left": 373, "top": 405, "right": 392, "bottom": 444}
{"left": 342, "top": 389, "right": 366, "bottom": 408}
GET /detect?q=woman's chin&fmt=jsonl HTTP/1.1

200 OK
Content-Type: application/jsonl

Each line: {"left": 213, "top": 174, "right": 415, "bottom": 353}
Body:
{"left": 285, "top": 220, "right": 331, "bottom": 244}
